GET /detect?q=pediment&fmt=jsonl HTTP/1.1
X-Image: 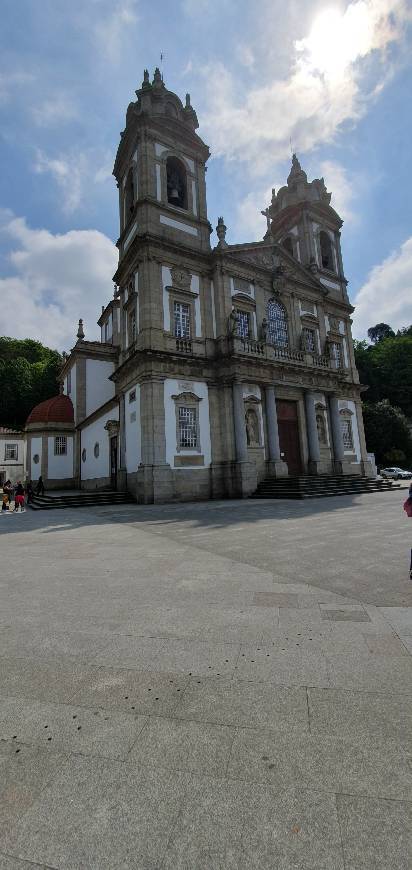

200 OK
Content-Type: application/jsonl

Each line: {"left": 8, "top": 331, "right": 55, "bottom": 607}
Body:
{"left": 226, "top": 244, "right": 325, "bottom": 293}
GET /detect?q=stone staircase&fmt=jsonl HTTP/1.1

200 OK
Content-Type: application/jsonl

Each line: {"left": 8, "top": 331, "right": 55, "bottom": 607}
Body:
{"left": 252, "top": 474, "right": 399, "bottom": 500}
{"left": 29, "top": 490, "right": 135, "bottom": 510}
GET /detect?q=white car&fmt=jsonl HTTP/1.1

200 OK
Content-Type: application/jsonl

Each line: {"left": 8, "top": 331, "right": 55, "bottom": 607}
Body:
{"left": 380, "top": 467, "right": 412, "bottom": 480}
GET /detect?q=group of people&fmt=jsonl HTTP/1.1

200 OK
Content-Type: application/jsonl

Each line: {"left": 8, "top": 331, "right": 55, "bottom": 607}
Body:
{"left": 1, "top": 476, "right": 45, "bottom": 513}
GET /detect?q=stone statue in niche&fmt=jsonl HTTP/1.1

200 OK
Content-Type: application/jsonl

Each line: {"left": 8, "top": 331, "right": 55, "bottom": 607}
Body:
{"left": 245, "top": 408, "right": 260, "bottom": 446}
{"left": 316, "top": 413, "right": 327, "bottom": 445}
{"left": 228, "top": 307, "right": 239, "bottom": 336}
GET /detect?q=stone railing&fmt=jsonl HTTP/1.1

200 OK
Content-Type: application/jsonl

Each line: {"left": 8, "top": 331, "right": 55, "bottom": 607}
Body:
{"left": 313, "top": 354, "right": 331, "bottom": 368}
{"left": 175, "top": 338, "right": 192, "bottom": 354}
{"left": 271, "top": 346, "right": 305, "bottom": 363}
{"left": 241, "top": 338, "right": 266, "bottom": 356}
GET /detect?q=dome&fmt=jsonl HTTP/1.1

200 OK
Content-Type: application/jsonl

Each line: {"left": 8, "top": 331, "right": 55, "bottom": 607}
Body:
{"left": 26, "top": 394, "right": 74, "bottom": 426}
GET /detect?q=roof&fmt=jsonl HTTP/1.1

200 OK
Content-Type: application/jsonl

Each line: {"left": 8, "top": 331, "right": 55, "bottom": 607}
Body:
{"left": 26, "top": 394, "right": 74, "bottom": 425}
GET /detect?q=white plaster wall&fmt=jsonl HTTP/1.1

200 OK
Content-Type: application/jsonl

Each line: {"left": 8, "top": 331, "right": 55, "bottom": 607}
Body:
{"left": 81, "top": 406, "right": 119, "bottom": 481}
{"left": 125, "top": 384, "right": 141, "bottom": 473}
{"left": 30, "top": 437, "right": 42, "bottom": 479}
{"left": 47, "top": 436, "right": 74, "bottom": 479}
{"left": 85, "top": 360, "right": 115, "bottom": 417}
{"left": 339, "top": 400, "right": 361, "bottom": 458}
{"left": 0, "top": 437, "right": 26, "bottom": 482}
{"left": 164, "top": 379, "right": 211, "bottom": 468}
{"left": 65, "top": 363, "right": 76, "bottom": 409}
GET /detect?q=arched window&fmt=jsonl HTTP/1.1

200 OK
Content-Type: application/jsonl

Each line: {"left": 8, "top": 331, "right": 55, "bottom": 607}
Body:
{"left": 267, "top": 299, "right": 289, "bottom": 347}
{"left": 124, "top": 167, "right": 135, "bottom": 219}
{"left": 166, "top": 156, "right": 187, "bottom": 209}
{"left": 319, "top": 231, "right": 334, "bottom": 271}
{"left": 283, "top": 236, "right": 294, "bottom": 257}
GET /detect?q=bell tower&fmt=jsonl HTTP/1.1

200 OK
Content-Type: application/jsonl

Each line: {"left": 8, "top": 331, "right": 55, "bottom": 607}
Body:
{"left": 113, "top": 68, "right": 211, "bottom": 263}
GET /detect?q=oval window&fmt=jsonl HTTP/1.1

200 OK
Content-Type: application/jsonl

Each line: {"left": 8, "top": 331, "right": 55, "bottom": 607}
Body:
{"left": 81, "top": 448, "right": 86, "bottom": 462}
{"left": 94, "top": 442, "right": 100, "bottom": 458}
{"left": 33, "top": 454, "right": 39, "bottom": 464}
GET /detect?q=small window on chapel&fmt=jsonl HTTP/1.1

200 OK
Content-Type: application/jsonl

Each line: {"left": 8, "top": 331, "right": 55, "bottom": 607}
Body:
{"left": 54, "top": 436, "right": 67, "bottom": 456}
{"left": 320, "top": 231, "right": 334, "bottom": 271}
{"left": 166, "top": 157, "right": 187, "bottom": 209}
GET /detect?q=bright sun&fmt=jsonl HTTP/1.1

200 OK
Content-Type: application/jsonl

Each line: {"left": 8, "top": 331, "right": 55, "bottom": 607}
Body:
{"left": 296, "top": 3, "right": 374, "bottom": 82}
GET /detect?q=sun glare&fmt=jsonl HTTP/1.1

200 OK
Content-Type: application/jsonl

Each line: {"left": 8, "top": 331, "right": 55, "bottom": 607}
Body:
{"left": 296, "top": 2, "right": 374, "bottom": 82}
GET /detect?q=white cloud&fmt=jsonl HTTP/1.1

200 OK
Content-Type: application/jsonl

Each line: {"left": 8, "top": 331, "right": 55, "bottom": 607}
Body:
{"left": 32, "top": 96, "right": 79, "bottom": 127}
{"left": 92, "top": 0, "right": 139, "bottom": 64}
{"left": 33, "top": 148, "right": 113, "bottom": 214}
{"left": 353, "top": 236, "right": 412, "bottom": 338}
{"left": 318, "top": 160, "right": 357, "bottom": 223}
{"left": 0, "top": 215, "right": 118, "bottom": 351}
{"left": 198, "top": 0, "right": 411, "bottom": 171}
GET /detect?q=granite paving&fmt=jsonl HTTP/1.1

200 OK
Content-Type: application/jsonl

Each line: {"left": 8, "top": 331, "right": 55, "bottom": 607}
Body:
{"left": 0, "top": 488, "right": 411, "bottom": 868}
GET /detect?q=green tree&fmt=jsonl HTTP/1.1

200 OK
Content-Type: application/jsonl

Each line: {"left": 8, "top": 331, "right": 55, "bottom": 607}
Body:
{"left": 367, "top": 323, "right": 395, "bottom": 343}
{"left": 362, "top": 400, "right": 412, "bottom": 466}
{"left": 0, "top": 338, "right": 62, "bottom": 428}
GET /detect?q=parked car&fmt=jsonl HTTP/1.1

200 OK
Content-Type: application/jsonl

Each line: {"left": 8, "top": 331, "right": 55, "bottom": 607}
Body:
{"left": 380, "top": 467, "right": 412, "bottom": 480}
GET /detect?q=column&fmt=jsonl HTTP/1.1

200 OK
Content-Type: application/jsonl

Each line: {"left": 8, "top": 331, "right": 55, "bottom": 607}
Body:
{"left": 137, "top": 378, "right": 173, "bottom": 503}
{"left": 354, "top": 399, "right": 374, "bottom": 477}
{"left": 305, "top": 391, "right": 320, "bottom": 470}
{"left": 265, "top": 386, "right": 281, "bottom": 461}
{"left": 329, "top": 395, "right": 345, "bottom": 463}
{"left": 232, "top": 383, "right": 248, "bottom": 461}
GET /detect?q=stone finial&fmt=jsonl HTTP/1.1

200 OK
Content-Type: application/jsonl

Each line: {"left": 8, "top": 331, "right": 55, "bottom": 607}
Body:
{"left": 309, "top": 256, "right": 318, "bottom": 274}
{"left": 153, "top": 67, "right": 162, "bottom": 86}
{"left": 216, "top": 216, "right": 228, "bottom": 248}
{"left": 113, "top": 283, "right": 118, "bottom": 299}
{"left": 142, "top": 69, "right": 150, "bottom": 88}
{"left": 77, "top": 318, "right": 85, "bottom": 341}
{"left": 185, "top": 93, "right": 191, "bottom": 107}
{"left": 287, "top": 153, "right": 307, "bottom": 186}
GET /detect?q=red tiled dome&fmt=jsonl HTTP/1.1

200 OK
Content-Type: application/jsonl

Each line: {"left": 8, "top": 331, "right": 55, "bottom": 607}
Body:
{"left": 26, "top": 394, "right": 74, "bottom": 425}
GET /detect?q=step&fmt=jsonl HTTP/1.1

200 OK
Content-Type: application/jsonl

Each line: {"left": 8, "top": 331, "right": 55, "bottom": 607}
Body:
{"left": 252, "top": 475, "right": 400, "bottom": 500}
{"left": 29, "top": 490, "right": 135, "bottom": 510}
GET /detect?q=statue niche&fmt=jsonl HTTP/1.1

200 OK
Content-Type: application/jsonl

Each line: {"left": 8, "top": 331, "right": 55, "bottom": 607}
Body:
{"left": 245, "top": 408, "right": 260, "bottom": 447}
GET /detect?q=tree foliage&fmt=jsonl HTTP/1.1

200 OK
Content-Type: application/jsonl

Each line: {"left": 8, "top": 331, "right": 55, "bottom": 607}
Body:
{"left": 367, "top": 322, "right": 395, "bottom": 344}
{"left": 354, "top": 327, "right": 412, "bottom": 418}
{"left": 362, "top": 400, "right": 412, "bottom": 466}
{"left": 0, "top": 337, "right": 62, "bottom": 428}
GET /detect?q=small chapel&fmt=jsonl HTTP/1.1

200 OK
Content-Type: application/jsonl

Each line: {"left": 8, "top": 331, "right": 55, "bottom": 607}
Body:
{"left": 25, "top": 69, "right": 374, "bottom": 503}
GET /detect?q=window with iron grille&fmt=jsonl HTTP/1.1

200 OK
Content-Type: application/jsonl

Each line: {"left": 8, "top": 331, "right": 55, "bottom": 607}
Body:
{"left": 341, "top": 418, "right": 354, "bottom": 450}
{"left": 178, "top": 406, "right": 197, "bottom": 448}
{"left": 173, "top": 301, "right": 191, "bottom": 338}
{"left": 302, "top": 327, "right": 316, "bottom": 353}
{"left": 54, "top": 436, "right": 67, "bottom": 456}
{"left": 330, "top": 341, "right": 342, "bottom": 367}
{"left": 4, "top": 444, "right": 18, "bottom": 461}
{"left": 235, "top": 310, "right": 250, "bottom": 339}
{"left": 267, "top": 300, "right": 288, "bottom": 347}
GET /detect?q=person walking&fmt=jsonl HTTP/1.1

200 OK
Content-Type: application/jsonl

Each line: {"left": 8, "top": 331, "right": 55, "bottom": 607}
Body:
{"left": 36, "top": 476, "right": 45, "bottom": 496}
{"left": 403, "top": 487, "right": 412, "bottom": 579}
{"left": 26, "top": 480, "right": 34, "bottom": 505}
{"left": 14, "top": 481, "right": 25, "bottom": 512}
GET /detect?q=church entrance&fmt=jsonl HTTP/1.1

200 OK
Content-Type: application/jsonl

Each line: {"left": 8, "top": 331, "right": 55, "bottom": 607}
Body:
{"left": 276, "top": 400, "right": 302, "bottom": 476}
{"left": 110, "top": 436, "right": 118, "bottom": 489}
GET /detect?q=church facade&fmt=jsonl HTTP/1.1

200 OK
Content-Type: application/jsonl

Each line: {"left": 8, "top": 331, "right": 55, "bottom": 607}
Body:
{"left": 26, "top": 69, "right": 373, "bottom": 502}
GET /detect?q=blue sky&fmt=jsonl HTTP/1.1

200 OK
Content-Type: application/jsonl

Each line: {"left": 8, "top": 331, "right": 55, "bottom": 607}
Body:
{"left": 0, "top": 0, "right": 411, "bottom": 350}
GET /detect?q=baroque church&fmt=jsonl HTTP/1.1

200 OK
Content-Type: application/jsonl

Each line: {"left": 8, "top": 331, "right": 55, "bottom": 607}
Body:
{"left": 25, "top": 68, "right": 373, "bottom": 503}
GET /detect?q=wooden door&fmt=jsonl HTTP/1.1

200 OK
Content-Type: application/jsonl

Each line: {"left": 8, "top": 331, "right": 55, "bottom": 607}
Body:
{"left": 276, "top": 400, "right": 302, "bottom": 476}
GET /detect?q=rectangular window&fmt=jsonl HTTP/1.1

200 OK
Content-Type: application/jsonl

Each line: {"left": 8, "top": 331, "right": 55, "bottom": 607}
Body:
{"left": 178, "top": 406, "right": 197, "bottom": 448}
{"left": 331, "top": 342, "right": 342, "bottom": 367}
{"left": 236, "top": 310, "right": 250, "bottom": 339}
{"left": 302, "top": 328, "right": 316, "bottom": 353}
{"left": 341, "top": 419, "right": 354, "bottom": 450}
{"left": 54, "top": 436, "right": 67, "bottom": 456}
{"left": 129, "top": 389, "right": 136, "bottom": 403}
{"left": 4, "top": 444, "right": 18, "bottom": 461}
{"left": 174, "top": 301, "right": 191, "bottom": 338}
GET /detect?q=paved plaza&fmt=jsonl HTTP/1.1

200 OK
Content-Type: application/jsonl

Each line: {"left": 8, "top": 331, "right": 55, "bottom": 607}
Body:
{"left": 0, "top": 489, "right": 411, "bottom": 869}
